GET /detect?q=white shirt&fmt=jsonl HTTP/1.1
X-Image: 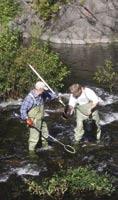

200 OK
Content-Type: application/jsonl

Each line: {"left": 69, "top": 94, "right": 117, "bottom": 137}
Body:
{"left": 69, "top": 87, "right": 99, "bottom": 108}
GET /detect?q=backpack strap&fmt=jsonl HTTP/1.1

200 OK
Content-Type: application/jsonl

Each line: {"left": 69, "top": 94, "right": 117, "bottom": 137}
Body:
{"left": 29, "top": 93, "right": 36, "bottom": 104}
{"left": 83, "top": 88, "right": 89, "bottom": 101}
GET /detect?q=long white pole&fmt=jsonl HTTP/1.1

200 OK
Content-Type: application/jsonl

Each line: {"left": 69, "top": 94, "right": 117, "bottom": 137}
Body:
{"left": 28, "top": 64, "right": 65, "bottom": 106}
{"left": 28, "top": 64, "right": 55, "bottom": 93}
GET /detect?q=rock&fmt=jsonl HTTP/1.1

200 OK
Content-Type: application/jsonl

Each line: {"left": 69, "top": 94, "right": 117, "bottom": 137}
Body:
{"left": 40, "top": 0, "right": 118, "bottom": 44}
{"left": 9, "top": 0, "right": 118, "bottom": 44}
{"left": 22, "top": 32, "right": 31, "bottom": 47}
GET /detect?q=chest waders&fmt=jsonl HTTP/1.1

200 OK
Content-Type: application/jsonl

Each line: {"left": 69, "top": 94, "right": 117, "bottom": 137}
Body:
{"left": 28, "top": 105, "right": 48, "bottom": 151}
{"left": 74, "top": 102, "right": 101, "bottom": 142}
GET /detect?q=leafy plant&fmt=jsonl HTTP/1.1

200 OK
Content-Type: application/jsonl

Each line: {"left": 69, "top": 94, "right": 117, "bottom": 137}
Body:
{"left": 34, "top": 0, "right": 72, "bottom": 20}
{"left": 25, "top": 166, "right": 115, "bottom": 199}
{"left": 33, "top": 0, "right": 59, "bottom": 20}
{"left": 93, "top": 59, "right": 118, "bottom": 92}
{"left": 0, "top": 26, "right": 69, "bottom": 99}
{"left": 79, "top": 0, "right": 86, "bottom": 6}
{"left": 0, "top": 28, "right": 20, "bottom": 64}
{"left": 0, "top": 0, "right": 20, "bottom": 25}
{"left": 14, "top": 42, "right": 69, "bottom": 96}
{"left": 66, "top": 167, "right": 114, "bottom": 196}
{"left": 0, "top": 28, "right": 21, "bottom": 97}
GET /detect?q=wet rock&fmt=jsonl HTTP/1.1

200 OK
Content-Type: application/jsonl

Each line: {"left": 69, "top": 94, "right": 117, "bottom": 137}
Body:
{"left": 97, "top": 161, "right": 107, "bottom": 172}
{"left": 82, "top": 155, "right": 95, "bottom": 163}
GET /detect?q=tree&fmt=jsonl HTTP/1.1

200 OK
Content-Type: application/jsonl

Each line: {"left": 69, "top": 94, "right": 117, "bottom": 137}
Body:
{"left": 93, "top": 60, "right": 118, "bottom": 92}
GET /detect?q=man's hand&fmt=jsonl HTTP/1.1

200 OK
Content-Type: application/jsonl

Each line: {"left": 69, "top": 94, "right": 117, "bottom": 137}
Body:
{"left": 57, "top": 93, "right": 65, "bottom": 107}
{"left": 26, "top": 118, "right": 33, "bottom": 126}
{"left": 62, "top": 105, "right": 74, "bottom": 120}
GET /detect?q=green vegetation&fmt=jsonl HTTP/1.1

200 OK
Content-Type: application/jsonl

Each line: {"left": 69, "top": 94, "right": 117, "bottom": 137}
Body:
{"left": 0, "top": 28, "right": 21, "bottom": 97}
{"left": 14, "top": 43, "right": 69, "bottom": 96}
{"left": 34, "top": 0, "right": 72, "bottom": 20}
{"left": 93, "top": 59, "right": 118, "bottom": 92}
{"left": 0, "top": 0, "right": 20, "bottom": 25}
{"left": 0, "top": 27, "right": 69, "bottom": 98}
{"left": 0, "top": 0, "right": 69, "bottom": 99}
{"left": 25, "top": 166, "right": 115, "bottom": 199}
{"left": 79, "top": 0, "right": 86, "bottom": 6}
{"left": 0, "top": 28, "right": 20, "bottom": 65}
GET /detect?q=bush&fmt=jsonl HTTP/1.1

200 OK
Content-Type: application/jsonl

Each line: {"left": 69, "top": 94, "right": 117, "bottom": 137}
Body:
{"left": 25, "top": 166, "right": 115, "bottom": 199}
{"left": 0, "top": 0, "right": 20, "bottom": 24}
{"left": 66, "top": 167, "right": 114, "bottom": 196}
{"left": 0, "top": 36, "right": 69, "bottom": 98}
{"left": 0, "top": 1, "right": 70, "bottom": 99}
{"left": 0, "top": 28, "right": 21, "bottom": 98}
{"left": 0, "top": 28, "right": 20, "bottom": 65}
{"left": 14, "top": 43, "right": 69, "bottom": 96}
{"left": 34, "top": 0, "right": 71, "bottom": 20}
{"left": 93, "top": 59, "right": 118, "bottom": 92}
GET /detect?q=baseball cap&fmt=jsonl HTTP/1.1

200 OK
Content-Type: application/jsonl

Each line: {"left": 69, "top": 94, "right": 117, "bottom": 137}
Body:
{"left": 35, "top": 81, "right": 48, "bottom": 90}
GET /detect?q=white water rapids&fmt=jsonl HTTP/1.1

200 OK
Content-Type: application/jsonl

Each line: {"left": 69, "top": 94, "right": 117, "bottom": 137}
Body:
{"left": 0, "top": 87, "right": 118, "bottom": 182}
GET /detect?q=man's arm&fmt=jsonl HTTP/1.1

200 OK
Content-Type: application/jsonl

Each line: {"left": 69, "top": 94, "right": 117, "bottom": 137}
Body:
{"left": 20, "top": 95, "right": 34, "bottom": 120}
{"left": 43, "top": 91, "right": 58, "bottom": 102}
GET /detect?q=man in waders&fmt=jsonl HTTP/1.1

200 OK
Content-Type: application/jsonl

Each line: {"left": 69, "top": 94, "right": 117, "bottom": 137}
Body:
{"left": 67, "top": 83, "right": 101, "bottom": 145}
{"left": 20, "top": 81, "right": 56, "bottom": 153}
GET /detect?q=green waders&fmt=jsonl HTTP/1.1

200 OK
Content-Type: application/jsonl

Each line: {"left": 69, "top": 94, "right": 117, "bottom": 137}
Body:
{"left": 28, "top": 105, "right": 48, "bottom": 151}
{"left": 74, "top": 102, "right": 101, "bottom": 142}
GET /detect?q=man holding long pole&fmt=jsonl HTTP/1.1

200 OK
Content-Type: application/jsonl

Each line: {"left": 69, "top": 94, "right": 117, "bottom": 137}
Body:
{"left": 28, "top": 64, "right": 65, "bottom": 107}
{"left": 20, "top": 64, "right": 66, "bottom": 153}
{"left": 20, "top": 81, "right": 57, "bottom": 153}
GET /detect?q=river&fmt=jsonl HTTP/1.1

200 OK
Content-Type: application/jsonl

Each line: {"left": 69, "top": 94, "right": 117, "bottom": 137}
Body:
{"left": 0, "top": 43, "right": 118, "bottom": 200}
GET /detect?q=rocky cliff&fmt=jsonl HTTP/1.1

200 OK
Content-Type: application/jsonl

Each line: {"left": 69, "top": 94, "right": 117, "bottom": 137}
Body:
{"left": 41, "top": 0, "right": 118, "bottom": 44}
{"left": 12, "top": 0, "right": 118, "bottom": 44}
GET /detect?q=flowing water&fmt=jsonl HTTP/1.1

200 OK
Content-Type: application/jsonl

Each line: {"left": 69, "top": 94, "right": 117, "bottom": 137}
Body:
{"left": 0, "top": 43, "right": 118, "bottom": 199}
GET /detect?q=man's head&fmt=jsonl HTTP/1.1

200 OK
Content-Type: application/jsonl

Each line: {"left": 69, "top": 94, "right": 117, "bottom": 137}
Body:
{"left": 35, "top": 81, "right": 48, "bottom": 94}
{"left": 69, "top": 83, "right": 82, "bottom": 98}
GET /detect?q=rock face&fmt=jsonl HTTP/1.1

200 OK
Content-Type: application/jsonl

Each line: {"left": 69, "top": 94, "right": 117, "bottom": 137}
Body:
{"left": 11, "top": 0, "right": 118, "bottom": 44}
{"left": 41, "top": 0, "right": 118, "bottom": 44}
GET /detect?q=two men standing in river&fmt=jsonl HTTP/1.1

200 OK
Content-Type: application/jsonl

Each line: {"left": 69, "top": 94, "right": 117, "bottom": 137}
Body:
{"left": 20, "top": 81, "right": 101, "bottom": 153}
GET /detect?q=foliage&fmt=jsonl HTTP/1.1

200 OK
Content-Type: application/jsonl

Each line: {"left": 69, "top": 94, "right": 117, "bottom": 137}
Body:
{"left": 14, "top": 42, "right": 69, "bottom": 95}
{"left": 0, "top": 31, "right": 69, "bottom": 98}
{"left": 93, "top": 59, "right": 118, "bottom": 92}
{"left": 0, "top": 0, "right": 69, "bottom": 98}
{"left": 30, "top": 23, "right": 43, "bottom": 39}
{"left": 66, "top": 167, "right": 114, "bottom": 195}
{"left": 25, "top": 166, "right": 115, "bottom": 199}
{"left": 0, "top": 0, "right": 20, "bottom": 25}
{"left": 34, "top": 0, "right": 72, "bottom": 20}
{"left": 0, "top": 28, "right": 20, "bottom": 65}
{"left": 79, "top": 0, "right": 86, "bottom": 6}
{"left": 35, "top": 0, "right": 59, "bottom": 20}
{"left": 0, "top": 28, "right": 21, "bottom": 97}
